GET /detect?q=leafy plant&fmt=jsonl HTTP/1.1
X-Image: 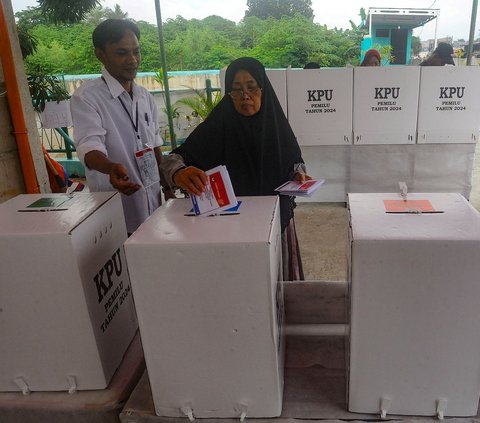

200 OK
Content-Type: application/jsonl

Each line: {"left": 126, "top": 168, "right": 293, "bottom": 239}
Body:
{"left": 177, "top": 87, "right": 222, "bottom": 121}
{"left": 27, "top": 69, "right": 70, "bottom": 112}
{"left": 374, "top": 44, "right": 395, "bottom": 66}
{"left": 153, "top": 67, "right": 177, "bottom": 117}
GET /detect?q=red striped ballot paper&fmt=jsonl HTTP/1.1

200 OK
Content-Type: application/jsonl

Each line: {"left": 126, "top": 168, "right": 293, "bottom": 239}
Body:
{"left": 275, "top": 179, "right": 325, "bottom": 197}
{"left": 191, "top": 165, "right": 238, "bottom": 216}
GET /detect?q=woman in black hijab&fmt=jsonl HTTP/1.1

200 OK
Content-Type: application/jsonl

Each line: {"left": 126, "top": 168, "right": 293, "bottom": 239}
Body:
{"left": 160, "top": 57, "right": 310, "bottom": 280}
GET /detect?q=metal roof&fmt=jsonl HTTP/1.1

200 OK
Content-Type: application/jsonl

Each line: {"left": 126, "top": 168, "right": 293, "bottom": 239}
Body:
{"left": 366, "top": 7, "right": 439, "bottom": 29}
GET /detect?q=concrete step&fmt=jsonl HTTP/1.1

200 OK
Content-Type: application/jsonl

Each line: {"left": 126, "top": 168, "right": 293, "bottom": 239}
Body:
{"left": 283, "top": 280, "right": 348, "bottom": 369}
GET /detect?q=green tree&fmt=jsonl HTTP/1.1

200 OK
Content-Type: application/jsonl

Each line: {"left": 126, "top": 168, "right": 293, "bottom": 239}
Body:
{"left": 37, "top": 0, "right": 101, "bottom": 24}
{"left": 84, "top": 4, "right": 128, "bottom": 26}
{"left": 25, "top": 40, "right": 71, "bottom": 74}
{"left": 17, "top": 7, "right": 369, "bottom": 74}
{"left": 165, "top": 22, "right": 241, "bottom": 70}
{"left": 411, "top": 35, "right": 421, "bottom": 57}
{"left": 15, "top": 6, "right": 50, "bottom": 27}
{"left": 105, "top": 4, "right": 128, "bottom": 19}
{"left": 137, "top": 21, "right": 163, "bottom": 71}
{"left": 245, "top": 0, "right": 314, "bottom": 20}
{"left": 237, "top": 16, "right": 270, "bottom": 49}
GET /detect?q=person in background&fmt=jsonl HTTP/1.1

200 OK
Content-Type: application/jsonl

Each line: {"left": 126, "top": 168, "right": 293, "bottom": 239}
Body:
{"left": 304, "top": 62, "right": 320, "bottom": 69}
{"left": 71, "top": 19, "right": 174, "bottom": 234}
{"left": 420, "top": 42, "right": 455, "bottom": 66}
{"left": 360, "top": 49, "right": 381, "bottom": 66}
{"left": 160, "top": 57, "right": 311, "bottom": 281}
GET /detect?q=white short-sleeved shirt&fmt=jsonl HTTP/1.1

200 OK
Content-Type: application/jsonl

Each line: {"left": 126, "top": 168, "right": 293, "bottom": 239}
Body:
{"left": 71, "top": 69, "right": 164, "bottom": 233}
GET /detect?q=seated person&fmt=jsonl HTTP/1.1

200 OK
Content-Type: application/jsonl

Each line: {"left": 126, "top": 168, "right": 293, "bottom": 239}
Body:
{"left": 160, "top": 57, "right": 311, "bottom": 281}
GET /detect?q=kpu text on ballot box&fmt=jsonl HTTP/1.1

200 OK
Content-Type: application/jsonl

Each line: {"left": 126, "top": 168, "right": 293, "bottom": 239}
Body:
{"left": 0, "top": 193, "right": 138, "bottom": 393}
{"left": 124, "top": 196, "right": 284, "bottom": 418}
{"left": 347, "top": 192, "right": 480, "bottom": 418}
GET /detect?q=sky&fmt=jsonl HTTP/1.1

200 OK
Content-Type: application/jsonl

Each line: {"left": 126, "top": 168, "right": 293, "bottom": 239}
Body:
{"left": 11, "top": 0, "right": 480, "bottom": 41}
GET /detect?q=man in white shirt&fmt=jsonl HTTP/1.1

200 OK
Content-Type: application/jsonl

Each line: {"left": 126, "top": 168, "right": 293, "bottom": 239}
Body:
{"left": 71, "top": 19, "right": 174, "bottom": 233}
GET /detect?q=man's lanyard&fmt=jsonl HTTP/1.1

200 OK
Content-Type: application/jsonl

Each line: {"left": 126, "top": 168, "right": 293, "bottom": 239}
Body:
{"left": 102, "top": 76, "right": 142, "bottom": 150}
{"left": 118, "top": 97, "right": 140, "bottom": 145}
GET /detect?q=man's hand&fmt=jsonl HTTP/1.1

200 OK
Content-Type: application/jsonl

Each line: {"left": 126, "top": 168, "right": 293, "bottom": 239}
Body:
{"left": 85, "top": 150, "right": 140, "bottom": 196}
{"left": 108, "top": 163, "right": 141, "bottom": 196}
{"left": 292, "top": 171, "right": 312, "bottom": 183}
{"left": 173, "top": 166, "right": 208, "bottom": 196}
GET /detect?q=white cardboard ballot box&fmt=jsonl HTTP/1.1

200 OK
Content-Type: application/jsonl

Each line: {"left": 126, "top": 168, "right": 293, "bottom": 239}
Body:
{"left": 287, "top": 67, "right": 353, "bottom": 145}
{"left": 124, "top": 196, "right": 284, "bottom": 418}
{"left": 417, "top": 66, "right": 480, "bottom": 144}
{"left": 353, "top": 66, "right": 420, "bottom": 145}
{"left": 0, "top": 193, "right": 138, "bottom": 393}
{"left": 347, "top": 192, "right": 480, "bottom": 417}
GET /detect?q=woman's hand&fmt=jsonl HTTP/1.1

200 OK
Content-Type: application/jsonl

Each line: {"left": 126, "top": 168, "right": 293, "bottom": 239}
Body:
{"left": 292, "top": 171, "right": 312, "bottom": 183}
{"left": 173, "top": 166, "right": 208, "bottom": 196}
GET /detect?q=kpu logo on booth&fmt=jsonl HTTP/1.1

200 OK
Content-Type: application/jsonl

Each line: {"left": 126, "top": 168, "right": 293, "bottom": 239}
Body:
{"left": 439, "top": 87, "right": 465, "bottom": 99}
{"left": 374, "top": 87, "right": 400, "bottom": 99}
{"left": 307, "top": 89, "right": 333, "bottom": 102}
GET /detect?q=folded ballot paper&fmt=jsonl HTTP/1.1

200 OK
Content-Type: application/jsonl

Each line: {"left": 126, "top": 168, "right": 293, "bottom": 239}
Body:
{"left": 275, "top": 179, "right": 325, "bottom": 197}
{"left": 191, "top": 165, "right": 238, "bottom": 216}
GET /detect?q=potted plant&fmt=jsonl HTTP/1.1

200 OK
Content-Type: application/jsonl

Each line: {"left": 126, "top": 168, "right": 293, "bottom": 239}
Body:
{"left": 27, "top": 69, "right": 72, "bottom": 129}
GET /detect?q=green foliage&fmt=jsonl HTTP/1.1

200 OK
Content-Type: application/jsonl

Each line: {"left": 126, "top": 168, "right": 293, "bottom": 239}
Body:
{"left": 176, "top": 88, "right": 222, "bottom": 121}
{"left": 411, "top": 36, "right": 422, "bottom": 57}
{"left": 245, "top": 0, "right": 313, "bottom": 20}
{"left": 154, "top": 68, "right": 180, "bottom": 121}
{"left": 17, "top": 4, "right": 369, "bottom": 74}
{"left": 17, "top": 25, "right": 38, "bottom": 59}
{"left": 136, "top": 21, "right": 162, "bottom": 71}
{"left": 15, "top": 6, "right": 50, "bottom": 27}
{"left": 37, "top": 0, "right": 101, "bottom": 24}
{"left": 368, "top": 43, "right": 395, "bottom": 65}
{"left": 27, "top": 70, "right": 70, "bottom": 112}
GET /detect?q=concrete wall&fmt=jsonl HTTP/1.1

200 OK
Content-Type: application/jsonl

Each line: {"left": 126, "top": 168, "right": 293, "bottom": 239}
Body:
{"left": 0, "top": 63, "right": 25, "bottom": 201}
{"left": 0, "top": 0, "right": 49, "bottom": 203}
{"left": 62, "top": 71, "right": 222, "bottom": 145}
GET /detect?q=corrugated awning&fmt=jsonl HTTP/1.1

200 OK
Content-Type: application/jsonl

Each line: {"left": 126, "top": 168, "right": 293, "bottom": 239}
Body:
{"left": 366, "top": 7, "right": 439, "bottom": 29}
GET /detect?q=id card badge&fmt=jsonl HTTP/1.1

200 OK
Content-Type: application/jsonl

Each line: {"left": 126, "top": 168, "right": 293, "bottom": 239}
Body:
{"left": 135, "top": 147, "right": 160, "bottom": 188}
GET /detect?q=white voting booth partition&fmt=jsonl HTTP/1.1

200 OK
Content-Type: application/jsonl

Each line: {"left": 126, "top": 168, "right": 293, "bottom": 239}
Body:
{"left": 348, "top": 193, "right": 480, "bottom": 417}
{"left": 417, "top": 66, "right": 480, "bottom": 144}
{"left": 353, "top": 66, "right": 420, "bottom": 145}
{"left": 290, "top": 66, "right": 476, "bottom": 202}
{"left": 124, "top": 197, "right": 284, "bottom": 418}
{"left": 287, "top": 67, "right": 353, "bottom": 146}
{"left": 0, "top": 193, "right": 138, "bottom": 393}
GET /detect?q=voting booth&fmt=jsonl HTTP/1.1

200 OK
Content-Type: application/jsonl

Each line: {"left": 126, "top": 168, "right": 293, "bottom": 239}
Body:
{"left": 353, "top": 66, "right": 420, "bottom": 145}
{"left": 0, "top": 193, "right": 138, "bottom": 393}
{"left": 348, "top": 192, "right": 480, "bottom": 417}
{"left": 287, "top": 67, "right": 353, "bottom": 146}
{"left": 266, "top": 69, "right": 288, "bottom": 116}
{"left": 417, "top": 66, "right": 480, "bottom": 144}
{"left": 124, "top": 197, "right": 284, "bottom": 418}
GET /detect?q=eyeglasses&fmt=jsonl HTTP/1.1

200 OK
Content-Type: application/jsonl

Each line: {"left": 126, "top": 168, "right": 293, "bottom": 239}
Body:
{"left": 228, "top": 86, "right": 261, "bottom": 99}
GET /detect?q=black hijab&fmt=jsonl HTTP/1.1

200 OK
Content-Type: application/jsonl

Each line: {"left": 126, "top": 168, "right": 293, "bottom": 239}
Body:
{"left": 172, "top": 57, "right": 304, "bottom": 228}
